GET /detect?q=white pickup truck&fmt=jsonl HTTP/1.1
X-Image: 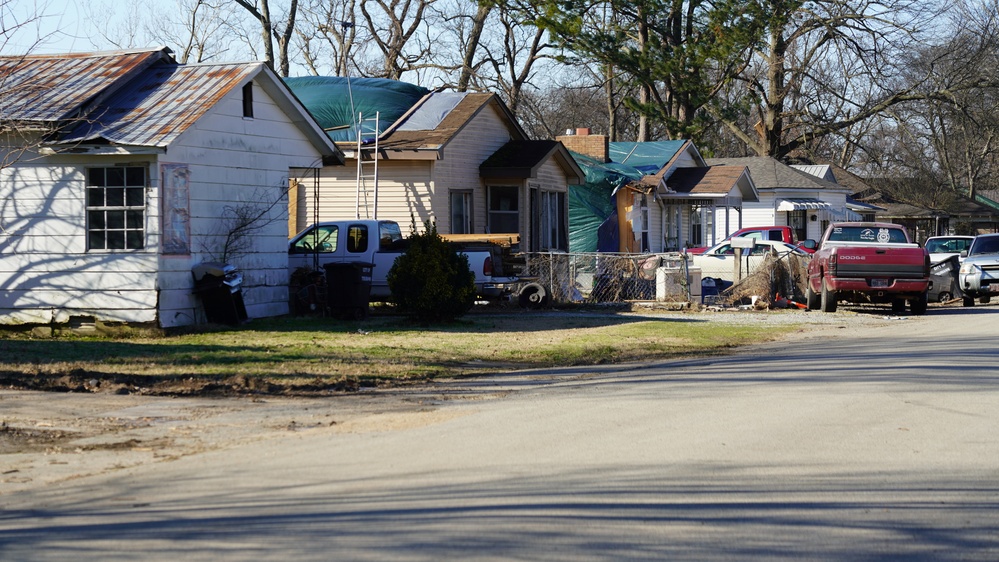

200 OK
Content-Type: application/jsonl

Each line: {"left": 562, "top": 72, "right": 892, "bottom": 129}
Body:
{"left": 288, "top": 220, "right": 517, "bottom": 302}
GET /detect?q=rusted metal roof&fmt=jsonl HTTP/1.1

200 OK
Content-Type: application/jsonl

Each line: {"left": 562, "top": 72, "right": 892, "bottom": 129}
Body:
{"left": 58, "top": 62, "right": 258, "bottom": 147}
{"left": 0, "top": 48, "right": 170, "bottom": 123}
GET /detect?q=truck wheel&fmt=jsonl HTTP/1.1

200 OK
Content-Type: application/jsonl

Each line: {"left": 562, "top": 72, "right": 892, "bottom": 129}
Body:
{"left": 980, "top": 296, "right": 991, "bottom": 304}
{"left": 909, "top": 293, "right": 928, "bottom": 315}
{"left": 963, "top": 295, "right": 975, "bottom": 307}
{"left": 805, "top": 284, "right": 820, "bottom": 310}
{"left": 820, "top": 279, "right": 837, "bottom": 313}
{"left": 937, "top": 292, "right": 952, "bottom": 303}
{"left": 891, "top": 299, "right": 905, "bottom": 314}
{"left": 518, "top": 283, "right": 549, "bottom": 309}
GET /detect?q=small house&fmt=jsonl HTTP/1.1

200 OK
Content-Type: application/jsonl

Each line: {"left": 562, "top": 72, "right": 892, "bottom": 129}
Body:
{"left": 0, "top": 48, "right": 342, "bottom": 328}
{"left": 287, "top": 79, "right": 584, "bottom": 252}
{"left": 558, "top": 130, "right": 757, "bottom": 253}
{"left": 705, "top": 157, "right": 853, "bottom": 246}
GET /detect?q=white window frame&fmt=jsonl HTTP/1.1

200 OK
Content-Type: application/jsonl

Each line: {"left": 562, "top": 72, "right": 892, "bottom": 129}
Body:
{"left": 86, "top": 166, "right": 146, "bottom": 251}
{"left": 450, "top": 190, "right": 473, "bottom": 234}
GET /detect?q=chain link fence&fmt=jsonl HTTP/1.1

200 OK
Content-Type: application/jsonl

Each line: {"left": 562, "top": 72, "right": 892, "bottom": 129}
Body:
{"left": 516, "top": 250, "right": 809, "bottom": 306}
{"left": 517, "top": 252, "right": 691, "bottom": 304}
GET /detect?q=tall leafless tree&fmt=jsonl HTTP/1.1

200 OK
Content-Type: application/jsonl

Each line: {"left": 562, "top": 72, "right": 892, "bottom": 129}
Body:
{"left": 233, "top": 0, "right": 300, "bottom": 75}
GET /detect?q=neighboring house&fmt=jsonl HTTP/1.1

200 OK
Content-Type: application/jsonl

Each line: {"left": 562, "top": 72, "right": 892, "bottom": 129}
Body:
{"left": 559, "top": 130, "right": 757, "bottom": 253}
{"left": 705, "top": 157, "right": 854, "bottom": 246}
{"left": 852, "top": 188, "right": 999, "bottom": 243}
{"left": 286, "top": 82, "right": 584, "bottom": 252}
{"left": 0, "top": 47, "right": 342, "bottom": 328}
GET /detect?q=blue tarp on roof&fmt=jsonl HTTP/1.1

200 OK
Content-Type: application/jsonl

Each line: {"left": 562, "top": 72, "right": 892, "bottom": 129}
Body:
{"left": 283, "top": 76, "right": 429, "bottom": 142}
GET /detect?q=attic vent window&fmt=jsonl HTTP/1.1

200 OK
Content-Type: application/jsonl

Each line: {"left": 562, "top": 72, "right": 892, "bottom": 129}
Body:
{"left": 242, "top": 82, "right": 254, "bottom": 118}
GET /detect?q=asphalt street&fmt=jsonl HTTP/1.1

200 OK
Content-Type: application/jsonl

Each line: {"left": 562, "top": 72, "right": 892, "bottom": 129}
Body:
{"left": 2, "top": 307, "right": 998, "bottom": 561}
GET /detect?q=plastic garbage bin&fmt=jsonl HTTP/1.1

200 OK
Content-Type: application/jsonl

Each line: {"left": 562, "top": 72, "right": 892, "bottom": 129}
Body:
{"left": 324, "top": 262, "right": 373, "bottom": 319}
{"left": 192, "top": 262, "right": 248, "bottom": 325}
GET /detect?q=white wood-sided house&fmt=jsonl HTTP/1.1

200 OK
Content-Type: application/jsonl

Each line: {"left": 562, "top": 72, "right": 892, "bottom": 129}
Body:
{"left": 705, "top": 157, "right": 854, "bottom": 246}
{"left": 288, "top": 90, "right": 585, "bottom": 252}
{"left": 0, "top": 48, "right": 342, "bottom": 328}
{"left": 558, "top": 130, "right": 758, "bottom": 253}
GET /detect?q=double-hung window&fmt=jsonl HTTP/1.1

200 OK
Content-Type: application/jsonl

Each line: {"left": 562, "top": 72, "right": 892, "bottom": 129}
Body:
{"left": 450, "top": 190, "right": 473, "bottom": 234}
{"left": 87, "top": 166, "right": 146, "bottom": 250}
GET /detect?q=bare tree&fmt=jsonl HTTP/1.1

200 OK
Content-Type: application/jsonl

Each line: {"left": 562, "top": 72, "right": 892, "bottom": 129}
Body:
{"left": 297, "top": 0, "right": 366, "bottom": 76}
{"left": 715, "top": 0, "right": 959, "bottom": 160}
{"left": 854, "top": 0, "right": 999, "bottom": 203}
{"left": 455, "top": 2, "right": 491, "bottom": 91}
{"left": 233, "top": 0, "right": 300, "bottom": 75}
{"left": 146, "top": 0, "right": 234, "bottom": 64}
{"left": 358, "top": 0, "right": 441, "bottom": 80}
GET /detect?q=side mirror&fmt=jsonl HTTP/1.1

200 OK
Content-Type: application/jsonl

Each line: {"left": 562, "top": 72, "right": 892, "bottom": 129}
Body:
{"left": 800, "top": 239, "right": 817, "bottom": 250}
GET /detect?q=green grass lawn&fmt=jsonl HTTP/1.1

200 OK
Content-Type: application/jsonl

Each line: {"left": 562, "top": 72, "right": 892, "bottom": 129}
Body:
{"left": 0, "top": 312, "right": 797, "bottom": 393}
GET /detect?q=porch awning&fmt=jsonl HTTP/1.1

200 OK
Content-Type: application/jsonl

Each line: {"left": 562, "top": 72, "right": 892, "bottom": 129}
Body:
{"left": 777, "top": 198, "right": 832, "bottom": 211}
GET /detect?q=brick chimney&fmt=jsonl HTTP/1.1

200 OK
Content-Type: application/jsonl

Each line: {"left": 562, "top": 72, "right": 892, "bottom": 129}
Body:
{"left": 557, "top": 128, "right": 608, "bottom": 163}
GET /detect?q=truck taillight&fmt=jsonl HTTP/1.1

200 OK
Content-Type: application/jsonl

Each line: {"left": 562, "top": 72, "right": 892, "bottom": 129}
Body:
{"left": 829, "top": 253, "right": 837, "bottom": 275}
{"left": 483, "top": 255, "right": 493, "bottom": 276}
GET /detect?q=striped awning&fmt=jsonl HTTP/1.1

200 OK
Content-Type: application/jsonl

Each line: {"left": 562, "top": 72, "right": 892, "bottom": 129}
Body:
{"left": 776, "top": 198, "right": 832, "bottom": 211}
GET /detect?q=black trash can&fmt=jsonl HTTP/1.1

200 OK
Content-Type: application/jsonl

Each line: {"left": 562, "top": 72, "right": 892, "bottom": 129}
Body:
{"left": 928, "top": 255, "right": 962, "bottom": 303}
{"left": 324, "top": 262, "right": 373, "bottom": 319}
{"left": 192, "top": 262, "right": 248, "bottom": 325}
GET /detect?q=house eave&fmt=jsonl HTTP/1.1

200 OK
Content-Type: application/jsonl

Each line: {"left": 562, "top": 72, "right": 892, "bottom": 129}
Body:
{"left": 40, "top": 144, "right": 167, "bottom": 155}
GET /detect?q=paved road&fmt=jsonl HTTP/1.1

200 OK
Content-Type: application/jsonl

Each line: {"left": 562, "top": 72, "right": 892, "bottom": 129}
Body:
{"left": 3, "top": 307, "right": 998, "bottom": 561}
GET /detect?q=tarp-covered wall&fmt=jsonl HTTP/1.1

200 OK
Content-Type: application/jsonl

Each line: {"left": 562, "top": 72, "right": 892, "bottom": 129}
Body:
{"left": 283, "top": 76, "right": 429, "bottom": 142}
{"left": 568, "top": 152, "right": 645, "bottom": 253}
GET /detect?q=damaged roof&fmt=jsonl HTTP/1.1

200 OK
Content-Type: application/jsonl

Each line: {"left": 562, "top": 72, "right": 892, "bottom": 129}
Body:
{"left": 377, "top": 92, "right": 525, "bottom": 152}
{"left": 58, "top": 62, "right": 261, "bottom": 147}
{"left": 0, "top": 47, "right": 341, "bottom": 161}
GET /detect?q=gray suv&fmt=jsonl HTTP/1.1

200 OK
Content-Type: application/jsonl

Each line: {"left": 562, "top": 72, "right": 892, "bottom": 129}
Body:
{"left": 958, "top": 233, "right": 999, "bottom": 306}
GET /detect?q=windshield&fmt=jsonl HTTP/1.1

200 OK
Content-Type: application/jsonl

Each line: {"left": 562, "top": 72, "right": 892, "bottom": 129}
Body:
{"left": 826, "top": 226, "right": 908, "bottom": 244}
{"left": 970, "top": 236, "right": 999, "bottom": 255}
{"left": 925, "top": 238, "right": 972, "bottom": 254}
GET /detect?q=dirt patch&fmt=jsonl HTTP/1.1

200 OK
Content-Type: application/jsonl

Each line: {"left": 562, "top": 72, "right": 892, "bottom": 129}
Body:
{"left": 0, "top": 423, "right": 77, "bottom": 454}
{"left": 0, "top": 370, "right": 384, "bottom": 397}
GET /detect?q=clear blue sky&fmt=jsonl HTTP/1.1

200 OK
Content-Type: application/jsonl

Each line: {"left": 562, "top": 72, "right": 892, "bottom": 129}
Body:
{"left": 5, "top": 0, "right": 100, "bottom": 54}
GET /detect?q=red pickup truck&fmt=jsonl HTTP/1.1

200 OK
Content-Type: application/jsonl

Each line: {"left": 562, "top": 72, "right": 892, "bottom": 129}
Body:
{"left": 686, "top": 225, "right": 817, "bottom": 255}
{"left": 805, "top": 222, "right": 930, "bottom": 314}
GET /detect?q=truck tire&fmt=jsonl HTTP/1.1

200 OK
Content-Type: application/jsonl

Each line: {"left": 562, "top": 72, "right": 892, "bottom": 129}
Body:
{"left": 909, "top": 293, "right": 928, "bottom": 315}
{"left": 963, "top": 295, "right": 975, "bottom": 307}
{"left": 805, "top": 284, "right": 820, "bottom": 310}
{"left": 518, "top": 283, "right": 550, "bottom": 309}
{"left": 980, "top": 296, "right": 991, "bottom": 304}
{"left": 891, "top": 299, "right": 905, "bottom": 314}
{"left": 820, "top": 279, "right": 837, "bottom": 313}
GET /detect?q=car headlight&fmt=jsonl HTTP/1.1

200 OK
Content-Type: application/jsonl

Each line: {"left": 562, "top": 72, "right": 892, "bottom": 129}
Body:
{"left": 960, "top": 262, "right": 981, "bottom": 275}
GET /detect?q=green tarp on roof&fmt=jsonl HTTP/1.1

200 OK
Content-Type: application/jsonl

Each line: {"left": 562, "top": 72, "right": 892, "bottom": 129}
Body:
{"left": 283, "top": 76, "right": 429, "bottom": 142}
{"left": 609, "top": 141, "right": 687, "bottom": 173}
{"left": 568, "top": 151, "right": 646, "bottom": 253}
{"left": 568, "top": 141, "right": 691, "bottom": 252}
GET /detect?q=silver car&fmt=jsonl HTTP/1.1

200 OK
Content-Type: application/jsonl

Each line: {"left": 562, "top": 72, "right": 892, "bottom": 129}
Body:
{"left": 958, "top": 233, "right": 999, "bottom": 306}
